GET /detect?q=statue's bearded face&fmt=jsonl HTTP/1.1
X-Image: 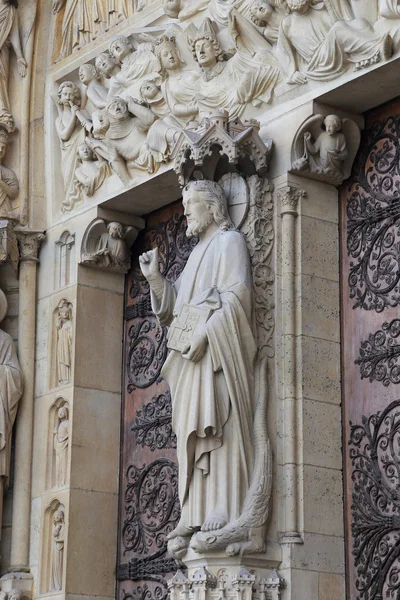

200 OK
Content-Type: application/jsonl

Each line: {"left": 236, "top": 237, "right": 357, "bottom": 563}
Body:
{"left": 195, "top": 39, "right": 218, "bottom": 68}
{"left": 183, "top": 189, "right": 213, "bottom": 237}
{"left": 287, "top": 0, "right": 310, "bottom": 13}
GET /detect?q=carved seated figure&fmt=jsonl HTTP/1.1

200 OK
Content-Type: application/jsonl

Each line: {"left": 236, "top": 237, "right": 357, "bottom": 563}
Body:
{"left": 277, "top": 0, "right": 393, "bottom": 84}
{"left": 91, "top": 221, "right": 130, "bottom": 271}
{"left": 75, "top": 141, "right": 111, "bottom": 197}
{"left": 190, "top": 14, "right": 281, "bottom": 118}
{"left": 374, "top": 0, "right": 400, "bottom": 51}
{"left": 292, "top": 114, "right": 348, "bottom": 182}
{"left": 107, "top": 35, "right": 159, "bottom": 100}
{"left": 0, "top": 128, "right": 19, "bottom": 220}
{"left": 79, "top": 64, "right": 108, "bottom": 110}
{"left": 87, "top": 97, "right": 156, "bottom": 186}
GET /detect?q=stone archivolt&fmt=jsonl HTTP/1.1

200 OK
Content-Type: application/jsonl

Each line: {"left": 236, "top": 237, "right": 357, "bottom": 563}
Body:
{"left": 51, "top": 0, "right": 400, "bottom": 212}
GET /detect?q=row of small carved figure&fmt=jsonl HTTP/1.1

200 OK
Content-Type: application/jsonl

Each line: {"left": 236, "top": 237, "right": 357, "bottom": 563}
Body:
{"left": 54, "top": 0, "right": 385, "bottom": 210}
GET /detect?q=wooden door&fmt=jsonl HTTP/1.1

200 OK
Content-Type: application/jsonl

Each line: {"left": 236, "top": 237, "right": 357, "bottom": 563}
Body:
{"left": 341, "top": 98, "right": 400, "bottom": 600}
{"left": 117, "top": 201, "right": 196, "bottom": 600}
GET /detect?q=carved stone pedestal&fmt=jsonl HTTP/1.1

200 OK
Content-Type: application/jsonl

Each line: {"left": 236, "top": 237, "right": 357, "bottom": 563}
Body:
{"left": 168, "top": 551, "right": 284, "bottom": 600}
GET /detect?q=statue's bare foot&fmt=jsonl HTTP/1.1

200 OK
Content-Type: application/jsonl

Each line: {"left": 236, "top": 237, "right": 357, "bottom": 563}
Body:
{"left": 201, "top": 511, "right": 228, "bottom": 532}
{"left": 168, "top": 536, "right": 190, "bottom": 560}
{"left": 167, "top": 522, "right": 196, "bottom": 540}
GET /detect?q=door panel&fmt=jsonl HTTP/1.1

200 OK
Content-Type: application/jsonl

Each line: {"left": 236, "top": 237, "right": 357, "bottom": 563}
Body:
{"left": 117, "top": 201, "right": 196, "bottom": 600}
{"left": 341, "top": 98, "right": 400, "bottom": 600}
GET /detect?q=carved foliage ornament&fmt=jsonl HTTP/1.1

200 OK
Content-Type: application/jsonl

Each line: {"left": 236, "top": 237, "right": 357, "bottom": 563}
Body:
{"left": 131, "top": 391, "right": 177, "bottom": 451}
{"left": 349, "top": 400, "right": 400, "bottom": 600}
{"left": 355, "top": 319, "right": 400, "bottom": 386}
{"left": 346, "top": 114, "right": 400, "bottom": 312}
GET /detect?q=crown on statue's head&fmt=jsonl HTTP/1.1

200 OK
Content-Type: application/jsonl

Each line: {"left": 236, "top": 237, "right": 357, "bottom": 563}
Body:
{"left": 154, "top": 35, "right": 177, "bottom": 56}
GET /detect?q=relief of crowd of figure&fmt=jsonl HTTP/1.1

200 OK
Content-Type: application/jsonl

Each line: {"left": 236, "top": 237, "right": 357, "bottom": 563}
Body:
{"left": 51, "top": 0, "right": 400, "bottom": 210}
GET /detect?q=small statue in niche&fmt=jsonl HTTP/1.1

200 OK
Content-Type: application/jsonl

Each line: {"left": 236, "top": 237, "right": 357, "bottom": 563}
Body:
{"left": 75, "top": 140, "right": 111, "bottom": 197}
{"left": 0, "top": 0, "right": 27, "bottom": 121}
{"left": 82, "top": 221, "right": 131, "bottom": 272}
{"left": 78, "top": 63, "right": 108, "bottom": 110}
{"left": 107, "top": 35, "right": 160, "bottom": 100}
{"left": 0, "top": 128, "right": 19, "bottom": 220}
{"left": 56, "top": 299, "right": 73, "bottom": 386}
{"left": 54, "top": 81, "right": 92, "bottom": 212}
{"left": 87, "top": 96, "right": 156, "bottom": 186}
{"left": 292, "top": 114, "right": 348, "bottom": 182}
{"left": 54, "top": 406, "right": 69, "bottom": 487}
{"left": 50, "top": 509, "right": 65, "bottom": 592}
{"left": 0, "top": 288, "right": 23, "bottom": 541}
{"left": 249, "top": 1, "right": 280, "bottom": 45}
{"left": 277, "top": 0, "right": 392, "bottom": 85}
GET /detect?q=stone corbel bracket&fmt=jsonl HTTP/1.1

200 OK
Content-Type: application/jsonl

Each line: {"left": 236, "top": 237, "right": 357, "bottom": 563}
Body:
{"left": 80, "top": 217, "right": 141, "bottom": 274}
{"left": 172, "top": 110, "right": 273, "bottom": 186}
{"left": 290, "top": 113, "right": 361, "bottom": 186}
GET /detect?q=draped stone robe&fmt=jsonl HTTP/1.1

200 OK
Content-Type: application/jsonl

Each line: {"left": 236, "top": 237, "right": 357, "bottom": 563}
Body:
{"left": 151, "top": 229, "right": 257, "bottom": 528}
{"left": 0, "top": 3, "right": 16, "bottom": 114}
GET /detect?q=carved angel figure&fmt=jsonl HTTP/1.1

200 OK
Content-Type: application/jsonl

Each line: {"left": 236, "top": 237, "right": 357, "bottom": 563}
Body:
{"left": 291, "top": 113, "right": 360, "bottom": 184}
{"left": 50, "top": 509, "right": 65, "bottom": 592}
{"left": 190, "top": 13, "right": 281, "bottom": 118}
{"left": 75, "top": 140, "right": 112, "bottom": 196}
{"left": 107, "top": 35, "right": 160, "bottom": 101}
{"left": 0, "top": 0, "right": 27, "bottom": 120}
{"left": 0, "top": 127, "right": 19, "bottom": 220}
{"left": 54, "top": 81, "right": 92, "bottom": 212}
{"left": 56, "top": 299, "right": 73, "bottom": 386}
{"left": 277, "top": 0, "right": 393, "bottom": 84}
{"left": 82, "top": 220, "right": 131, "bottom": 272}
{"left": 54, "top": 406, "right": 69, "bottom": 487}
{"left": 86, "top": 96, "right": 156, "bottom": 186}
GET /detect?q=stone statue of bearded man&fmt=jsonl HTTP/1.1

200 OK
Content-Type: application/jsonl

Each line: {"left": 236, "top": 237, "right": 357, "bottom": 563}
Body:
{"left": 140, "top": 180, "right": 257, "bottom": 557}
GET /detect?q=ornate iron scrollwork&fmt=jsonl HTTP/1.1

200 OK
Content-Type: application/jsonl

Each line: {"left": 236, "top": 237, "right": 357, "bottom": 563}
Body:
{"left": 122, "top": 584, "right": 167, "bottom": 600}
{"left": 346, "top": 115, "right": 400, "bottom": 312}
{"left": 349, "top": 400, "right": 400, "bottom": 599}
{"left": 122, "top": 458, "right": 180, "bottom": 555}
{"left": 132, "top": 391, "right": 177, "bottom": 450}
{"left": 355, "top": 319, "right": 400, "bottom": 386}
{"left": 126, "top": 318, "right": 167, "bottom": 391}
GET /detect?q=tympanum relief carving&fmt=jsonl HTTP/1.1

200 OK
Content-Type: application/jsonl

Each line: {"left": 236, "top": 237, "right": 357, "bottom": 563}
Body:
{"left": 51, "top": 0, "right": 400, "bottom": 213}
{"left": 0, "top": 590, "right": 25, "bottom": 600}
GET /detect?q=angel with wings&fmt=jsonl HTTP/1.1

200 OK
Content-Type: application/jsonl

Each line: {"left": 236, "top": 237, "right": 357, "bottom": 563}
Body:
{"left": 292, "top": 113, "right": 360, "bottom": 184}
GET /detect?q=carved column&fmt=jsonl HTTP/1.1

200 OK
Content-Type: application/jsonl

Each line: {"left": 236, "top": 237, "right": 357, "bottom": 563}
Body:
{"left": 277, "top": 185, "right": 305, "bottom": 544}
{"left": 10, "top": 230, "right": 45, "bottom": 573}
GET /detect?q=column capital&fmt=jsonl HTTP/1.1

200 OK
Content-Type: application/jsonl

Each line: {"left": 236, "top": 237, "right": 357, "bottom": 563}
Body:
{"left": 15, "top": 229, "right": 45, "bottom": 263}
{"left": 277, "top": 186, "right": 306, "bottom": 217}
